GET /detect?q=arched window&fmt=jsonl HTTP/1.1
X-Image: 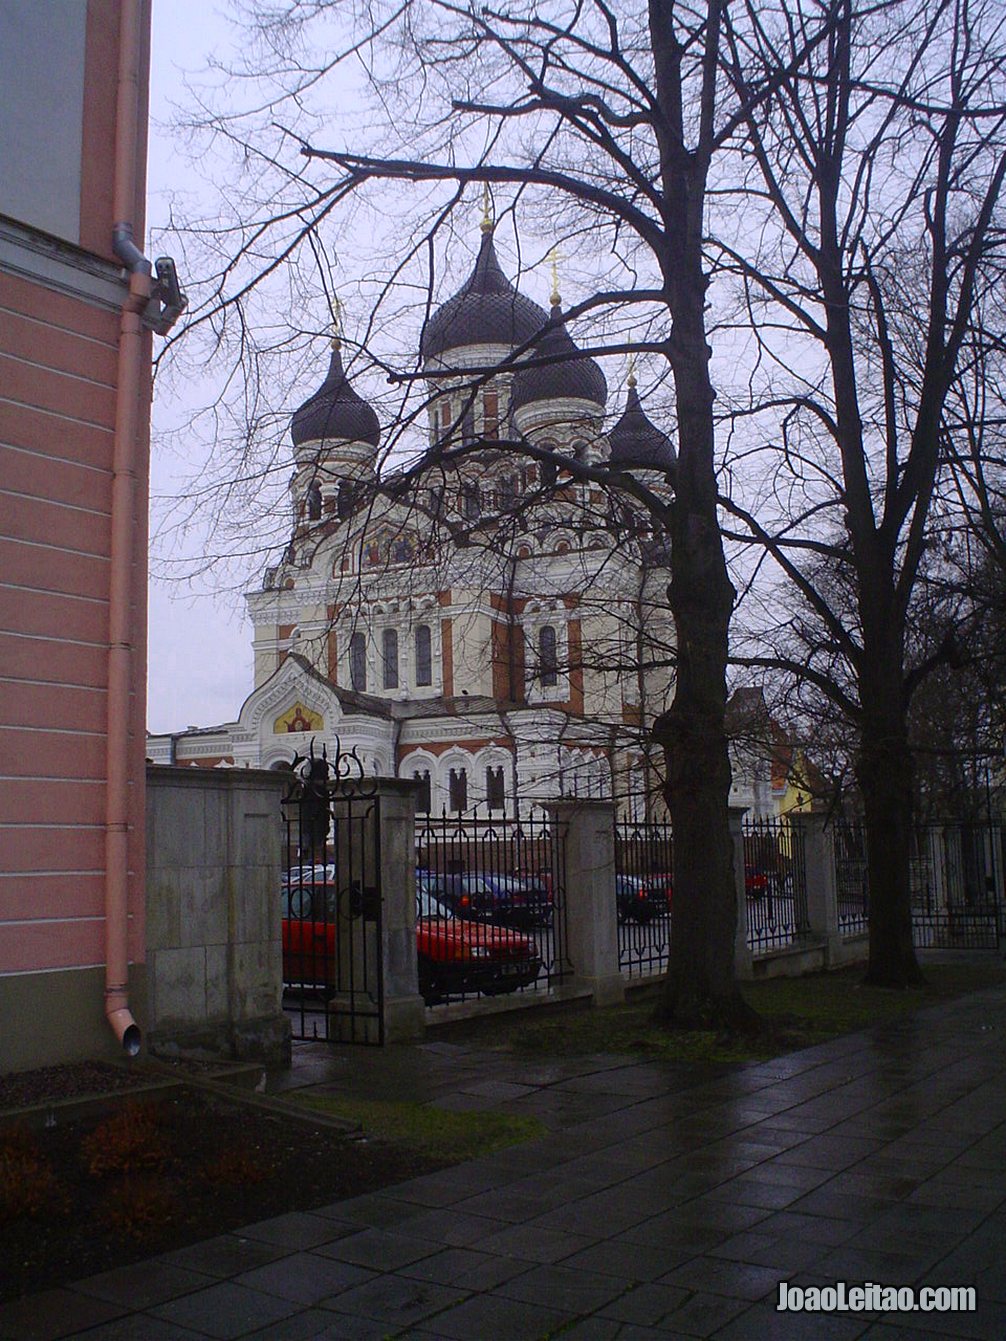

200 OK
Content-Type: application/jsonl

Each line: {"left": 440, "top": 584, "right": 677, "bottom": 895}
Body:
{"left": 382, "top": 628, "right": 399, "bottom": 690}
{"left": 483, "top": 390, "right": 499, "bottom": 438}
{"left": 486, "top": 766, "right": 505, "bottom": 811}
{"left": 306, "top": 482, "right": 322, "bottom": 521}
{"left": 350, "top": 632, "right": 367, "bottom": 692}
{"left": 539, "top": 625, "right": 558, "bottom": 687}
{"left": 414, "top": 769, "right": 431, "bottom": 814}
{"left": 415, "top": 624, "right": 432, "bottom": 686}
{"left": 337, "top": 480, "right": 354, "bottom": 519}
{"left": 449, "top": 767, "right": 468, "bottom": 813}
{"left": 462, "top": 483, "right": 481, "bottom": 520}
{"left": 462, "top": 403, "right": 476, "bottom": 447}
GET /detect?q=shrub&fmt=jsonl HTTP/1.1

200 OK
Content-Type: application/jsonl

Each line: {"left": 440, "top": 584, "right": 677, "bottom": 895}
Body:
{"left": 202, "top": 1146, "right": 267, "bottom": 1187}
{"left": 97, "top": 1175, "right": 178, "bottom": 1240}
{"left": 0, "top": 1127, "right": 65, "bottom": 1222}
{"left": 81, "top": 1102, "right": 169, "bottom": 1177}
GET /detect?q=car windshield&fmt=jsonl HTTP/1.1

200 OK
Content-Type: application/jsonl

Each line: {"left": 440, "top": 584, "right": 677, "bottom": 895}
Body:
{"left": 416, "top": 887, "right": 452, "bottom": 920}
{"left": 285, "top": 864, "right": 335, "bottom": 886}
{"left": 458, "top": 875, "right": 492, "bottom": 894}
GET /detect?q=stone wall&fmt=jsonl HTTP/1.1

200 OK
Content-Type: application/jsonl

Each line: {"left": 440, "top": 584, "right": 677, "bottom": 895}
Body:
{"left": 145, "top": 766, "right": 290, "bottom": 1064}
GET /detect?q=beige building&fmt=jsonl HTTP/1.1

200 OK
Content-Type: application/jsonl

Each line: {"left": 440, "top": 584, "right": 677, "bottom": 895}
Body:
{"left": 149, "top": 225, "right": 679, "bottom": 816}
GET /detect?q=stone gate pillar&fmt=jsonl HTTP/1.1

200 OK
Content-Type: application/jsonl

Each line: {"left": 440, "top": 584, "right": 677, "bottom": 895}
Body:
{"left": 546, "top": 799, "right": 623, "bottom": 1005}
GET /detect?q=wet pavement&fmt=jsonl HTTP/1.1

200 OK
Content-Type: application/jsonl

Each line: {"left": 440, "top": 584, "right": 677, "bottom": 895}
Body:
{"left": 3, "top": 984, "right": 1006, "bottom": 1339}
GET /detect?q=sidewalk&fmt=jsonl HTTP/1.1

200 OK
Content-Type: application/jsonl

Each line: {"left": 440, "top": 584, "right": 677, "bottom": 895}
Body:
{"left": 2, "top": 985, "right": 1006, "bottom": 1340}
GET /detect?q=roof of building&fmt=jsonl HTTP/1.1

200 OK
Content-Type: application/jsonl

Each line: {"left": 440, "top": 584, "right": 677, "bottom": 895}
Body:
{"left": 291, "top": 344, "right": 381, "bottom": 448}
{"left": 420, "top": 230, "right": 549, "bottom": 361}
{"left": 509, "top": 302, "right": 607, "bottom": 414}
{"left": 607, "top": 384, "right": 676, "bottom": 472}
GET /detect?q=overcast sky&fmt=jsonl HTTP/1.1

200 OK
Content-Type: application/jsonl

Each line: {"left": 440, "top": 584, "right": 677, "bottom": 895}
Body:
{"left": 146, "top": 0, "right": 253, "bottom": 734}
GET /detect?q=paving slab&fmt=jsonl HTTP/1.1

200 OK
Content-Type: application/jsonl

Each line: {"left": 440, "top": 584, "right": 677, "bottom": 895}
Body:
{"left": 7, "top": 982, "right": 1006, "bottom": 1339}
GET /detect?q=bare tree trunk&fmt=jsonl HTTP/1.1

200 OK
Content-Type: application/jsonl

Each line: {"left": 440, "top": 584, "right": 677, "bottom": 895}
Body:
{"left": 858, "top": 628, "right": 924, "bottom": 986}
{"left": 647, "top": 0, "right": 755, "bottom": 1030}
{"left": 656, "top": 571, "right": 749, "bottom": 1023}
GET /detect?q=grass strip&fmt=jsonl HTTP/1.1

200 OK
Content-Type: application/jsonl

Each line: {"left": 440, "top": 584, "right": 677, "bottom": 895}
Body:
{"left": 446, "top": 962, "right": 1006, "bottom": 1065}
{"left": 289, "top": 1095, "right": 544, "bottom": 1162}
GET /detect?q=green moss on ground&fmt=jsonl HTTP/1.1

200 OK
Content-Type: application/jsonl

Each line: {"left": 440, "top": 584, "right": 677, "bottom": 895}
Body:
{"left": 440, "top": 961, "right": 1006, "bottom": 1065}
{"left": 290, "top": 1095, "right": 544, "bottom": 1162}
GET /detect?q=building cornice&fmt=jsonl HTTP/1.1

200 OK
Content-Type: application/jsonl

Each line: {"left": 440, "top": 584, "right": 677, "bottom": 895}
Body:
{"left": 0, "top": 215, "right": 125, "bottom": 311}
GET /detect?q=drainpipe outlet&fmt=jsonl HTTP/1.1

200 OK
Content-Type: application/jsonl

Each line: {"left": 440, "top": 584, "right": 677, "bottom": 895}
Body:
{"left": 106, "top": 1000, "right": 142, "bottom": 1057}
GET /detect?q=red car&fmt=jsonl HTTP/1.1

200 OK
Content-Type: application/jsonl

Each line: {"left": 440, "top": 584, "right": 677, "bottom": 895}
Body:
{"left": 745, "top": 865, "right": 770, "bottom": 898}
{"left": 282, "top": 882, "right": 541, "bottom": 1005}
{"left": 416, "top": 887, "right": 541, "bottom": 1003}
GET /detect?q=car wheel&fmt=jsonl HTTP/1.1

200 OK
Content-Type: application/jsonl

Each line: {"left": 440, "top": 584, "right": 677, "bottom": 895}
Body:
{"left": 418, "top": 960, "right": 443, "bottom": 1005}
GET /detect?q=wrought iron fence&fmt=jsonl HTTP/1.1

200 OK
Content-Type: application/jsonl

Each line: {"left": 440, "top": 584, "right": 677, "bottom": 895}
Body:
{"left": 614, "top": 818, "right": 673, "bottom": 977}
{"left": 832, "top": 820, "right": 1005, "bottom": 949}
{"left": 615, "top": 814, "right": 814, "bottom": 970}
{"left": 414, "top": 806, "right": 569, "bottom": 1007}
{"left": 913, "top": 822, "right": 1003, "bottom": 949}
{"left": 743, "top": 816, "right": 810, "bottom": 955}
{"left": 833, "top": 821, "right": 869, "bottom": 938}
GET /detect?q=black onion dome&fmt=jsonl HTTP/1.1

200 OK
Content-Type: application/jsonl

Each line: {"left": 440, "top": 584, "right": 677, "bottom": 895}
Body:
{"left": 607, "top": 384, "right": 676, "bottom": 470}
{"left": 510, "top": 304, "right": 608, "bottom": 414}
{"left": 420, "top": 230, "right": 549, "bottom": 360}
{"left": 291, "top": 344, "right": 380, "bottom": 448}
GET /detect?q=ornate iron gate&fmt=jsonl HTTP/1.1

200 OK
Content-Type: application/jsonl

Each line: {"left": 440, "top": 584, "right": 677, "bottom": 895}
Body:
{"left": 281, "top": 743, "right": 384, "bottom": 1044}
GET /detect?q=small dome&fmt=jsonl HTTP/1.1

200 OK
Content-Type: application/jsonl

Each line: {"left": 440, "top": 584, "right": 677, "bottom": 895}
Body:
{"left": 291, "top": 344, "right": 380, "bottom": 448}
{"left": 607, "top": 384, "right": 676, "bottom": 471}
{"left": 421, "top": 230, "right": 549, "bottom": 361}
{"left": 509, "top": 304, "right": 607, "bottom": 414}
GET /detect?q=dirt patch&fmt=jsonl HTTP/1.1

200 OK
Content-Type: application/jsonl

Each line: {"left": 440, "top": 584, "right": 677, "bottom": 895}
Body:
{"left": 0, "top": 1061, "right": 165, "bottom": 1110}
{"left": 0, "top": 1084, "right": 443, "bottom": 1303}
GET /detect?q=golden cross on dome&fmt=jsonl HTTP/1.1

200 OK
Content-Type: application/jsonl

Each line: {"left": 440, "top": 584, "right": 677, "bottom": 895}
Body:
{"left": 480, "top": 182, "right": 493, "bottom": 233}
{"left": 329, "top": 294, "right": 343, "bottom": 350}
{"left": 547, "top": 246, "right": 562, "bottom": 307}
{"left": 627, "top": 351, "right": 637, "bottom": 388}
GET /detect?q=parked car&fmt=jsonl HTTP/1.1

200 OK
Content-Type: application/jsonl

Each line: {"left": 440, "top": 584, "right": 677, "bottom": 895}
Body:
{"left": 283, "top": 863, "right": 336, "bottom": 888}
{"left": 420, "top": 870, "right": 497, "bottom": 921}
{"left": 440, "top": 872, "right": 552, "bottom": 928}
{"left": 515, "top": 865, "right": 555, "bottom": 899}
{"left": 416, "top": 887, "right": 542, "bottom": 1003}
{"left": 282, "top": 882, "right": 341, "bottom": 989}
{"left": 282, "top": 881, "right": 542, "bottom": 1004}
{"left": 746, "top": 864, "right": 785, "bottom": 899}
{"left": 616, "top": 873, "right": 672, "bottom": 923}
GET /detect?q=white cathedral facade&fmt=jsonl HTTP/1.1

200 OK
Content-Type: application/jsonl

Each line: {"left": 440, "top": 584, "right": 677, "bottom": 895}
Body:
{"left": 148, "top": 223, "right": 687, "bottom": 817}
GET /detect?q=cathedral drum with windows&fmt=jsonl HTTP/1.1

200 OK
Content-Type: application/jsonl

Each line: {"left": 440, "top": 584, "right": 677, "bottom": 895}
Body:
{"left": 148, "top": 224, "right": 679, "bottom": 817}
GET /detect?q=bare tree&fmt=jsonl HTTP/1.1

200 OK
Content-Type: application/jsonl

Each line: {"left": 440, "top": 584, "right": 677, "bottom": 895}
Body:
{"left": 715, "top": 0, "right": 1006, "bottom": 985}
{"left": 162, "top": 0, "right": 1006, "bottom": 1008}
{"left": 161, "top": 0, "right": 833, "bottom": 1029}
{"left": 284, "top": 0, "right": 835, "bottom": 1030}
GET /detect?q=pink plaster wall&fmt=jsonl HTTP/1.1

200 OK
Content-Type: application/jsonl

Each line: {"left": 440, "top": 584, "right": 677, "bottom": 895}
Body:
{"left": 0, "top": 2, "right": 152, "bottom": 981}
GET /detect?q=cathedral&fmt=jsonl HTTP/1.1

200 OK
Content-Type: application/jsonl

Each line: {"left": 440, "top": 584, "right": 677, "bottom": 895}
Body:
{"left": 148, "top": 219, "right": 684, "bottom": 818}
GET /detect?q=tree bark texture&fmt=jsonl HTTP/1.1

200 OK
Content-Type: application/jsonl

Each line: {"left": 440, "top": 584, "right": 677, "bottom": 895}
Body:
{"left": 857, "top": 612, "right": 925, "bottom": 986}
{"left": 650, "top": 0, "right": 752, "bottom": 1028}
